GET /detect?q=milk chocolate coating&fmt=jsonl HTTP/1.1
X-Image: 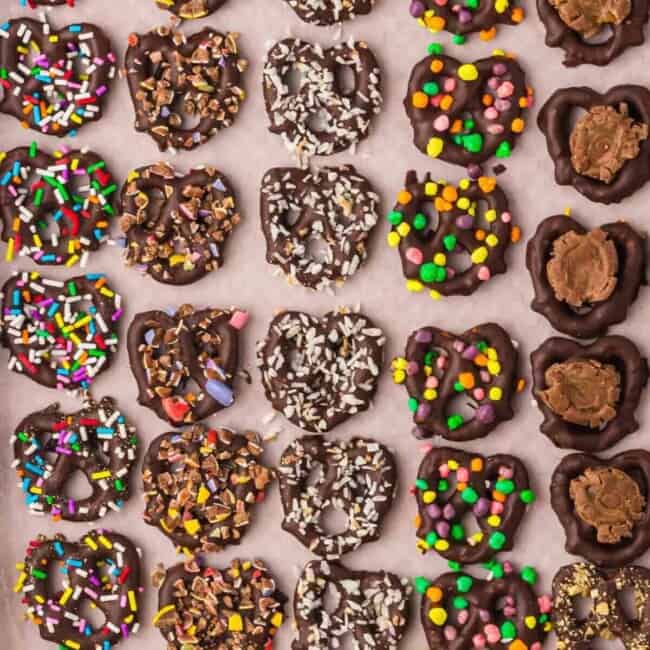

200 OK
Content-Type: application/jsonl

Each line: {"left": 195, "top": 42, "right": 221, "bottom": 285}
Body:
{"left": 551, "top": 450, "right": 650, "bottom": 567}
{"left": 537, "top": 0, "right": 648, "bottom": 66}
{"left": 527, "top": 215, "right": 646, "bottom": 338}
{"left": 415, "top": 447, "right": 532, "bottom": 563}
{"left": 531, "top": 336, "right": 648, "bottom": 452}
{"left": 278, "top": 436, "right": 397, "bottom": 558}
{"left": 293, "top": 560, "right": 411, "bottom": 650}
{"left": 262, "top": 38, "right": 382, "bottom": 163}
{"left": 120, "top": 162, "right": 240, "bottom": 285}
{"left": 155, "top": 0, "right": 228, "bottom": 18}
{"left": 282, "top": 0, "right": 375, "bottom": 25}
{"left": 553, "top": 562, "right": 650, "bottom": 649}
{"left": 538, "top": 86, "right": 650, "bottom": 203}
{"left": 125, "top": 27, "right": 247, "bottom": 152}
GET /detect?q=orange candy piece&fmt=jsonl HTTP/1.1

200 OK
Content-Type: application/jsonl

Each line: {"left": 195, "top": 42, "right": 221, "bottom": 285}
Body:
{"left": 412, "top": 91, "right": 429, "bottom": 109}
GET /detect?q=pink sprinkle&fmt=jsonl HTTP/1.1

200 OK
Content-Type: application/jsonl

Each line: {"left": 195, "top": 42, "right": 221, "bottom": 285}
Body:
{"left": 443, "top": 78, "right": 457, "bottom": 92}
{"left": 499, "top": 466, "right": 514, "bottom": 479}
{"left": 229, "top": 310, "right": 249, "bottom": 330}
{"left": 491, "top": 501, "right": 504, "bottom": 515}
{"left": 497, "top": 81, "right": 514, "bottom": 98}
{"left": 473, "top": 387, "right": 485, "bottom": 400}
{"left": 439, "top": 463, "right": 450, "bottom": 478}
{"left": 434, "top": 115, "right": 450, "bottom": 132}
{"left": 484, "top": 624, "right": 500, "bottom": 643}
{"left": 472, "top": 633, "right": 486, "bottom": 648}
{"left": 484, "top": 107, "right": 498, "bottom": 121}
{"left": 538, "top": 594, "right": 553, "bottom": 614}
{"left": 477, "top": 266, "right": 491, "bottom": 281}
{"left": 501, "top": 211, "right": 512, "bottom": 223}
{"left": 456, "top": 467, "right": 469, "bottom": 483}
{"left": 406, "top": 247, "right": 424, "bottom": 265}
{"left": 426, "top": 376, "right": 439, "bottom": 389}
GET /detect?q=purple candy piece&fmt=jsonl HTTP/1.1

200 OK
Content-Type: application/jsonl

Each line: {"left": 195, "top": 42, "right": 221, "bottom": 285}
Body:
{"left": 458, "top": 8, "right": 473, "bottom": 23}
{"left": 462, "top": 345, "right": 478, "bottom": 360}
{"left": 415, "top": 328, "right": 433, "bottom": 343}
{"left": 495, "top": 99, "right": 512, "bottom": 112}
{"left": 410, "top": 0, "right": 426, "bottom": 16}
{"left": 467, "top": 163, "right": 483, "bottom": 179}
{"left": 479, "top": 609, "right": 491, "bottom": 622}
{"left": 436, "top": 521, "right": 450, "bottom": 538}
{"left": 473, "top": 497, "right": 491, "bottom": 517}
{"left": 455, "top": 214, "right": 474, "bottom": 230}
{"left": 476, "top": 404, "right": 496, "bottom": 424}
{"left": 443, "top": 503, "right": 456, "bottom": 520}
{"left": 417, "top": 403, "right": 432, "bottom": 420}
{"left": 427, "top": 503, "right": 442, "bottom": 518}
{"left": 407, "top": 361, "right": 420, "bottom": 376}
{"left": 493, "top": 63, "right": 507, "bottom": 76}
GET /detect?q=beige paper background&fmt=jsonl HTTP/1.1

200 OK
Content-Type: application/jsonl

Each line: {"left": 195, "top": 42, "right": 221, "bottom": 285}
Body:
{"left": 2, "top": 0, "right": 650, "bottom": 648}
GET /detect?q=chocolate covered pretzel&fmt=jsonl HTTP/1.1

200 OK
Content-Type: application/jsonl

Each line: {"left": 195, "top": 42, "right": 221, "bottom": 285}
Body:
{"left": 537, "top": 0, "right": 649, "bottom": 67}
{"left": 553, "top": 562, "right": 650, "bottom": 649}
{"left": 527, "top": 215, "right": 646, "bottom": 339}
{"left": 120, "top": 161, "right": 240, "bottom": 285}
{"left": 142, "top": 425, "right": 272, "bottom": 554}
{"left": 260, "top": 165, "right": 379, "bottom": 291}
{"left": 13, "top": 397, "right": 138, "bottom": 522}
{"left": 127, "top": 305, "right": 248, "bottom": 425}
{"left": 25, "top": 0, "right": 78, "bottom": 5}
{"left": 551, "top": 450, "right": 650, "bottom": 567}
{"left": 283, "top": 0, "right": 375, "bottom": 24}
{"left": 538, "top": 86, "right": 650, "bottom": 203}
{"left": 154, "top": 558, "right": 286, "bottom": 650}
{"left": 278, "top": 436, "right": 397, "bottom": 558}
{"left": 388, "top": 171, "right": 519, "bottom": 298}
{"left": 417, "top": 563, "right": 552, "bottom": 650}
{"left": 0, "top": 17, "right": 115, "bottom": 136}
{"left": 257, "top": 309, "right": 385, "bottom": 433}
{"left": 1, "top": 271, "right": 122, "bottom": 393}
{"left": 293, "top": 560, "right": 411, "bottom": 650}
{"left": 155, "top": 0, "right": 227, "bottom": 18}
{"left": 414, "top": 447, "right": 535, "bottom": 563}
{"left": 393, "top": 323, "right": 519, "bottom": 441}
{"left": 262, "top": 38, "right": 382, "bottom": 163}
{"left": 125, "top": 26, "right": 247, "bottom": 152}
{"left": 0, "top": 144, "right": 117, "bottom": 267}
{"left": 405, "top": 47, "right": 532, "bottom": 166}
{"left": 531, "top": 335, "right": 648, "bottom": 451}
{"left": 15, "top": 530, "right": 142, "bottom": 650}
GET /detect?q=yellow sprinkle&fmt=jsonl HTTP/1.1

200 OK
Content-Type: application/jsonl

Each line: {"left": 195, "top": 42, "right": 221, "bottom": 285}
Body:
{"left": 84, "top": 536, "right": 98, "bottom": 551}
{"left": 387, "top": 232, "right": 401, "bottom": 247}
{"left": 271, "top": 612, "right": 284, "bottom": 627}
{"left": 98, "top": 535, "right": 113, "bottom": 549}
{"left": 393, "top": 357, "right": 408, "bottom": 370}
{"left": 91, "top": 470, "right": 111, "bottom": 481}
{"left": 564, "top": 206, "right": 571, "bottom": 216}
{"left": 433, "top": 253, "right": 446, "bottom": 266}
{"left": 456, "top": 197, "right": 470, "bottom": 210}
{"left": 59, "top": 588, "right": 73, "bottom": 605}
{"left": 485, "top": 209, "right": 497, "bottom": 222}
{"left": 63, "top": 641, "right": 81, "bottom": 650}
{"left": 397, "top": 222, "right": 411, "bottom": 237}
{"left": 5, "top": 238, "right": 14, "bottom": 262}
{"left": 423, "top": 388, "right": 438, "bottom": 400}
{"left": 495, "top": 0, "right": 509, "bottom": 12}
{"left": 427, "top": 137, "right": 445, "bottom": 158}
{"left": 471, "top": 246, "right": 488, "bottom": 264}
{"left": 169, "top": 254, "right": 186, "bottom": 266}
{"left": 228, "top": 613, "right": 244, "bottom": 632}
{"left": 458, "top": 63, "right": 479, "bottom": 81}
{"left": 128, "top": 590, "right": 138, "bottom": 612}
{"left": 406, "top": 279, "right": 425, "bottom": 292}
{"left": 424, "top": 182, "right": 438, "bottom": 196}
{"left": 489, "top": 387, "right": 503, "bottom": 401}
{"left": 13, "top": 571, "right": 27, "bottom": 593}
{"left": 448, "top": 460, "right": 459, "bottom": 470}
{"left": 152, "top": 604, "right": 176, "bottom": 626}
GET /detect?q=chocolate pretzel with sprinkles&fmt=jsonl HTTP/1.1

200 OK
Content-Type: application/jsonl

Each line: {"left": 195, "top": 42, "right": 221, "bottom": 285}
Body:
{"left": 155, "top": 0, "right": 228, "bottom": 19}
{"left": 417, "top": 563, "right": 552, "bottom": 650}
{"left": 15, "top": 529, "right": 142, "bottom": 650}
{"left": 257, "top": 309, "right": 385, "bottom": 433}
{"left": 260, "top": 165, "right": 380, "bottom": 291}
{"left": 13, "top": 396, "right": 138, "bottom": 522}
{"left": 405, "top": 46, "right": 532, "bottom": 166}
{"left": 262, "top": 38, "right": 382, "bottom": 162}
{"left": 119, "top": 161, "right": 240, "bottom": 285}
{"left": 278, "top": 436, "right": 397, "bottom": 559}
{"left": 125, "top": 26, "right": 247, "bottom": 152}
{"left": 0, "top": 144, "right": 117, "bottom": 267}
{"left": 154, "top": 558, "right": 286, "bottom": 650}
{"left": 282, "top": 0, "right": 375, "bottom": 25}
{"left": 553, "top": 562, "right": 650, "bottom": 649}
{"left": 0, "top": 18, "right": 115, "bottom": 137}
{"left": 127, "top": 305, "right": 248, "bottom": 426}
{"left": 142, "top": 425, "right": 273, "bottom": 555}
{"left": 24, "top": 0, "right": 78, "bottom": 5}
{"left": 387, "top": 171, "right": 519, "bottom": 298}
{"left": 0, "top": 271, "right": 122, "bottom": 393}
{"left": 393, "top": 323, "right": 519, "bottom": 441}
{"left": 293, "top": 560, "right": 411, "bottom": 650}
{"left": 414, "top": 447, "right": 535, "bottom": 563}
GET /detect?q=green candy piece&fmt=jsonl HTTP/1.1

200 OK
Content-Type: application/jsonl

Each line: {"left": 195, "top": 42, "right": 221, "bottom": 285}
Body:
{"left": 448, "top": 561, "right": 462, "bottom": 572}
{"left": 495, "top": 479, "right": 515, "bottom": 494}
{"left": 415, "top": 479, "right": 429, "bottom": 490}
{"left": 453, "top": 596, "right": 469, "bottom": 609}
{"left": 476, "top": 341, "right": 488, "bottom": 352}
{"left": 496, "top": 141, "right": 512, "bottom": 158}
{"left": 462, "top": 133, "right": 483, "bottom": 153}
{"left": 489, "top": 531, "right": 506, "bottom": 550}
{"left": 387, "top": 210, "right": 403, "bottom": 225}
{"left": 443, "top": 234, "right": 457, "bottom": 251}
{"left": 420, "top": 262, "right": 441, "bottom": 283}
{"left": 461, "top": 487, "right": 478, "bottom": 504}
{"left": 413, "top": 213, "right": 427, "bottom": 230}
{"left": 424, "top": 351, "right": 435, "bottom": 366}
{"left": 425, "top": 531, "right": 438, "bottom": 546}
{"left": 453, "top": 381, "right": 465, "bottom": 392}
{"left": 451, "top": 523, "right": 465, "bottom": 541}
{"left": 456, "top": 575, "right": 473, "bottom": 593}
{"left": 521, "top": 566, "right": 538, "bottom": 585}
{"left": 482, "top": 560, "right": 505, "bottom": 579}
{"left": 428, "top": 43, "right": 444, "bottom": 55}
{"left": 466, "top": 0, "right": 479, "bottom": 7}
{"left": 447, "top": 414, "right": 464, "bottom": 430}
{"left": 452, "top": 134, "right": 463, "bottom": 145}
{"left": 463, "top": 119, "right": 475, "bottom": 131}
{"left": 520, "top": 489, "right": 536, "bottom": 504}
{"left": 452, "top": 34, "right": 466, "bottom": 45}
{"left": 408, "top": 397, "right": 419, "bottom": 413}
{"left": 501, "top": 620, "right": 517, "bottom": 640}
{"left": 437, "top": 479, "right": 449, "bottom": 492}
{"left": 414, "top": 576, "right": 432, "bottom": 594}
{"left": 423, "top": 81, "right": 440, "bottom": 96}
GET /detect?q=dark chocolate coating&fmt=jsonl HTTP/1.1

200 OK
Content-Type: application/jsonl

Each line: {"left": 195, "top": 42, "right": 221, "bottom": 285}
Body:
{"left": 257, "top": 309, "right": 385, "bottom": 433}
{"left": 293, "top": 560, "right": 411, "bottom": 650}
{"left": 415, "top": 447, "right": 531, "bottom": 563}
{"left": 400, "top": 323, "right": 518, "bottom": 441}
{"left": 262, "top": 38, "right": 382, "bottom": 162}
{"left": 0, "top": 18, "right": 114, "bottom": 137}
{"left": 17, "top": 530, "right": 142, "bottom": 650}
{"left": 537, "top": 85, "right": 650, "bottom": 204}
{"left": 127, "top": 305, "right": 241, "bottom": 425}
{"left": 553, "top": 562, "right": 650, "bottom": 649}
{"left": 404, "top": 53, "right": 529, "bottom": 166}
{"left": 420, "top": 570, "right": 549, "bottom": 650}
{"left": 551, "top": 450, "right": 650, "bottom": 567}
{"left": 531, "top": 336, "right": 648, "bottom": 452}
{"left": 125, "top": 27, "right": 247, "bottom": 152}
{"left": 526, "top": 215, "right": 646, "bottom": 338}
{"left": 155, "top": 0, "right": 228, "bottom": 18}
{"left": 283, "top": 0, "right": 375, "bottom": 24}
{"left": 142, "top": 425, "right": 272, "bottom": 553}
{"left": 537, "top": 0, "right": 649, "bottom": 67}
{"left": 13, "top": 397, "right": 138, "bottom": 522}
{"left": 277, "top": 436, "right": 397, "bottom": 558}
{"left": 120, "top": 162, "right": 240, "bottom": 285}
{"left": 260, "top": 165, "right": 379, "bottom": 290}
{"left": 392, "top": 171, "right": 514, "bottom": 296}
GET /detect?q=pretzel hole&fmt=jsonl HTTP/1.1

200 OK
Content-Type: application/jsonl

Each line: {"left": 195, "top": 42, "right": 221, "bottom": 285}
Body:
{"left": 583, "top": 25, "right": 614, "bottom": 45}
{"left": 140, "top": 188, "right": 167, "bottom": 231}
{"left": 168, "top": 100, "right": 203, "bottom": 131}
{"left": 320, "top": 506, "right": 349, "bottom": 535}
{"left": 62, "top": 469, "right": 94, "bottom": 501}
{"left": 420, "top": 201, "right": 440, "bottom": 235}
{"left": 307, "top": 109, "right": 331, "bottom": 134}
{"left": 445, "top": 249, "right": 473, "bottom": 275}
{"left": 335, "top": 633, "right": 356, "bottom": 650}
{"left": 335, "top": 64, "right": 356, "bottom": 97}
{"left": 306, "top": 461, "right": 324, "bottom": 488}
{"left": 306, "top": 238, "right": 333, "bottom": 265}
{"left": 283, "top": 65, "right": 303, "bottom": 94}
{"left": 284, "top": 206, "right": 302, "bottom": 227}
{"left": 460, "top": 511, "right": 483, "bottom": 537}
{"left": 571, "top": 595, "right": 593, "bottom": 622}
{"left": 617, "top": 586, "right": 641, "bottom": 622}
{"left": 47, "top": 559, "right": 69, "bottom": 597}
{"left": 78, "top": 598, "right": 107, "bottom": 632}
{"left": 445, "top": 394, "right": 476, "bottom": 424}
{"left": 590, "top": 639, "right": 625, "bottom": 648}
{"left": 323, "top": 581, "right": 342, "bottom": 613}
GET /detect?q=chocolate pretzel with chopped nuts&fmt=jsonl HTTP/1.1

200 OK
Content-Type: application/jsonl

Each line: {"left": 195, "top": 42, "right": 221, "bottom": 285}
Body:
{"left": 531, "top": 336, "right": 648, "bottom": 451}
{"left": 527, "top": 214, "right": 646, "bottom": 339}
{"left": 120, "top": 161, "right": 240, "bottom": 285}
